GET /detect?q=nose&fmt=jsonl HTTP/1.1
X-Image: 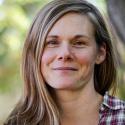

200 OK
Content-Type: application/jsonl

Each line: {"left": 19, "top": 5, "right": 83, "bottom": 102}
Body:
{"left": 57, "top": 42, "right": 74, "bottom": 61}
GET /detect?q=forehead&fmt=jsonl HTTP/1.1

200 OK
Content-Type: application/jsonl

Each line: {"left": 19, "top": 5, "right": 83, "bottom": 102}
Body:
{"left": 47, "top": 12, "right": 95, "bottom": 38}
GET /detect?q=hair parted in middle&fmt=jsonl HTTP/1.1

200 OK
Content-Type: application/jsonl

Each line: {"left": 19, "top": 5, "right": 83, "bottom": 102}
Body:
{"left": 5, "top": 0, "right": 117, "bottom": 125}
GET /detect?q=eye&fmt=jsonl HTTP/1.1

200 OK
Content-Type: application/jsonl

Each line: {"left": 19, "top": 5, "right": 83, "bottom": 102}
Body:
{"left": 72, "top": 40, "right": 87, "bottom": 48}
{"left": 45, "top": 40, "right": 59, "bottom": 47}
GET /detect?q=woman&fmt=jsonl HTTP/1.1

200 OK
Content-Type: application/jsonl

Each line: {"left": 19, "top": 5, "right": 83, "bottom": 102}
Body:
{"left": 4, "top": 0, "right": 125, "bottom": 125}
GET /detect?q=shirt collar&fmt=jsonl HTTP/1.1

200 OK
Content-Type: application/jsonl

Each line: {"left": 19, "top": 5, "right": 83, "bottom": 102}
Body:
{"left": 100, "top": 91, "right": 125, "bottom": 111}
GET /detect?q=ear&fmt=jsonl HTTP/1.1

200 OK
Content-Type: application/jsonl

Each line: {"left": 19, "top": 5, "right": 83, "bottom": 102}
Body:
{"left": 96, "top": 43, "right": 106, "bottom": 64}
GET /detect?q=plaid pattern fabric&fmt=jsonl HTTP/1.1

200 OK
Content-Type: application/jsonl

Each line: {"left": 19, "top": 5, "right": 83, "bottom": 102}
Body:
{"left": 99, "top": 92, "right": 125, "bottom": 125}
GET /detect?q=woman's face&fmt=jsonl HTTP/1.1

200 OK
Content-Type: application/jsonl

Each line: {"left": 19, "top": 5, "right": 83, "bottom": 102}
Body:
{"left": 41, "top": 12, "right": 106, "bottom": 91}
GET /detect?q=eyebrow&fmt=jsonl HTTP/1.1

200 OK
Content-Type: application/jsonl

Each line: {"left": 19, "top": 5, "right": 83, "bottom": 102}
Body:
{"left": 46, "top": 34, "right": 91, "bottom": 39}
{"left": 46, "top": 35, "right": 58, "bottom": 39}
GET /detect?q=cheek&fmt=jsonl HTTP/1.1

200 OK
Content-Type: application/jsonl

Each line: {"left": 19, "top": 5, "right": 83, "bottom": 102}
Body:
{"left": 41, "top": 51, "right": 55, "bottom": 81}
{"left": 41, "top": 50, "right": 55, "bottom": 66}
{"left": 76, "top": 52, "right": 96, "bottom": 66}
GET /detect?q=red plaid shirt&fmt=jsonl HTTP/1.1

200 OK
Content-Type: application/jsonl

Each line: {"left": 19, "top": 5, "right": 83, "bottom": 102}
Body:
{"left": 99, "top": 92, "right": 125, "bottom": 125}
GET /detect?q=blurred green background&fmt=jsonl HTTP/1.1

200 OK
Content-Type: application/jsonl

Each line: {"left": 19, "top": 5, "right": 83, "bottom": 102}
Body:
{"left": 0, "top": 0, "right": 125, "bottom": 124}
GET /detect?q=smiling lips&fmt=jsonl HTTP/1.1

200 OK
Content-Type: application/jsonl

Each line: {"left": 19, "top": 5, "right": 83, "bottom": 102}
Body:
{"left": 52, "top": 67, "right": 78, "bottom": 71}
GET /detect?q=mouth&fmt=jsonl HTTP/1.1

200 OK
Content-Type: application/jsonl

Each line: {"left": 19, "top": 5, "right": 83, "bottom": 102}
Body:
{"left": 52, "top": 67, "right": 78, "bottom": 71}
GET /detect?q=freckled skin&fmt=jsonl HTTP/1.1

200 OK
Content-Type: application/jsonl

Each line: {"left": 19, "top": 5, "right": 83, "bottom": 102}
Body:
{"left": 41, "top": 12, "right": 105, "bottom": 91}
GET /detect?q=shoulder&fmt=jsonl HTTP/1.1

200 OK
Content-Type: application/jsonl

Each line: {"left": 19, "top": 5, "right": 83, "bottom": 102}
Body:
{"left": 4, "top": 116, "right": 18, "bottom": 125}
{"left": 100, "top": 92, "right": 125, "bottom": 124}
{"left": 4, "top": 115, "right": 25, "bottom": 125}
{"left": 102, "top": 92, "right": 125, "bottom": 110}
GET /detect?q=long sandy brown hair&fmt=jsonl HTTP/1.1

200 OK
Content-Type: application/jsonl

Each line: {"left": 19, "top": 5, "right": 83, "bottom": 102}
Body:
{"left": 4, "top": 0, "right": 117, "bottom": 125}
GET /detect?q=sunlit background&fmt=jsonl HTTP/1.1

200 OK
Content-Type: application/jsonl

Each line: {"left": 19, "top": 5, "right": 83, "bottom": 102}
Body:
{"left": 0, "top": 0, "right": 125, "bottom": 124}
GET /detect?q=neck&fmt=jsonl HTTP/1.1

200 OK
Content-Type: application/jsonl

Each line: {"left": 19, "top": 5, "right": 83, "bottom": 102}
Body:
{"left": 55, "top": 82, "right": 103, "bottom": 124}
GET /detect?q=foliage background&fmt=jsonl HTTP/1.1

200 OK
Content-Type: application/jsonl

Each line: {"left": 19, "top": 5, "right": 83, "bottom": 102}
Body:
{"left": 0, "top": 0, "right": 125, "bottom": 124}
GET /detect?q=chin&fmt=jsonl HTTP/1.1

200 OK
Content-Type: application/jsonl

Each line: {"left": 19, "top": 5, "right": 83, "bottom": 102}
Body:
{"left": 48, "top": 80, "right": 78, "bottom": 90}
